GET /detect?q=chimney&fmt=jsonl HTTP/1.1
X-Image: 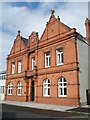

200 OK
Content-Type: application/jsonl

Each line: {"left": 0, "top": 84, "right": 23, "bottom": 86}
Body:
{"left": 85, "top": 18, "right": 90, "bottom": 44}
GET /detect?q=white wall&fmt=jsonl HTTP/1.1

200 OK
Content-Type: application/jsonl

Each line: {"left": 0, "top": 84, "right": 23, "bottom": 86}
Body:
{"left": 77, "top": 39, "right": 89, "bottom": 105}
{"left": 0, "top": 73, "right": 6, "bottom": 100}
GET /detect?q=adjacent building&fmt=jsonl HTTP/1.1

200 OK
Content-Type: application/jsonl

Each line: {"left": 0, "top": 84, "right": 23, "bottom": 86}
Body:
{"left": 5, "top": 10, "right": 90, "bottom": 106}
{"left": 0, "top": 70, "right": 6, "bottom": 100}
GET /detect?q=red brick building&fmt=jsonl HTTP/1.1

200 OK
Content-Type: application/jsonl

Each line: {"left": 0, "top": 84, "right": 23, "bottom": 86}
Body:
{"left": 5, "top": 10, "right": 90, "bottom": 106}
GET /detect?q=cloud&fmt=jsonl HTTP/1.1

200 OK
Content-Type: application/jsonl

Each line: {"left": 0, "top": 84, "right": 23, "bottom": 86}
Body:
{"left": 1, "top": 2, "right": 88, "bottom": 71}
{"left": 0, "top": 0, "right": 90, "bottom": 2}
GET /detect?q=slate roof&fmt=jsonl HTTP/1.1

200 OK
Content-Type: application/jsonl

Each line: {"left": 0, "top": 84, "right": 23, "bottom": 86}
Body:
{"left": 21, "top": 36, "right": 28, "bottom": 47}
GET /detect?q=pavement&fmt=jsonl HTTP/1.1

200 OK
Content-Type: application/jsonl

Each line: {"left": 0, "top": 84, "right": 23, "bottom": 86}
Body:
{"left": 1, "top": 100, "right": 90, "bottom": 115}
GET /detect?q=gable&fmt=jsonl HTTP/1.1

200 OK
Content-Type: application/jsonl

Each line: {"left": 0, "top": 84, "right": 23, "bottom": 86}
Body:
{"left": 40, "top": 13, "right": 71, "bottom": 41}
{"left": 10, "top": 34, "right": 26, "bottom": 54}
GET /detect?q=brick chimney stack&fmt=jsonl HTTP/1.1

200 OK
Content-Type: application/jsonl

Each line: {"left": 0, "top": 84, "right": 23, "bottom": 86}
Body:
{"left": 85, "top": 18, "right": 90, "bottom": 44}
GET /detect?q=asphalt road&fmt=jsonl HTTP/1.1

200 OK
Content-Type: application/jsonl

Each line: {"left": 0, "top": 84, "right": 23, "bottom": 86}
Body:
{"left": 0, "top": 104, "right": 89, "bottom": 119}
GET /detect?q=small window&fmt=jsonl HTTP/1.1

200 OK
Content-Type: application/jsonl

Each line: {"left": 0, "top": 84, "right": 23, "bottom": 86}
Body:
{"left": 1, "top": 86, "right": 5, "bottom": 93}
{"left": 0, "top": 76, "right": 1, "bottom": 80}
{"left": 45, "top": 52, "right": 51, "bottom": 68}
{"left": 12, "top": 62, "right": 15, "bottom": 74}
{"left": 18, "top": 60, "right": 22, "bottom": 73}
{"left": 8, "top": 83, "right": 13, "bottom": 95}
{"left": 43, "top": 79, "right": 50, "bottom": 97}
{"left": 2, "top": 76, "right": 4, "bottom": 80}
{"left": 4, "top": 75, "right": 6, "bottom": 79}
{"left": 17, "top": 81, "right": 22, "bottom": 95}
{"left": 32, "top": 57, "right": 35, "bottom": 70}
{"left": 56, "top": 48, "right": 63, "bottom": 66}
{"left": 58, "top": 77, "right": 67, "bottom": 97}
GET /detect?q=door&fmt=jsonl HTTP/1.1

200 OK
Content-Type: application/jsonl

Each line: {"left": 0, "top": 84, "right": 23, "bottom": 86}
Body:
{"left": 31, "top": 80, "right": 34, "bottom": 101}
{"left": 86, "top": 89, "right": 90, "bottom": 105}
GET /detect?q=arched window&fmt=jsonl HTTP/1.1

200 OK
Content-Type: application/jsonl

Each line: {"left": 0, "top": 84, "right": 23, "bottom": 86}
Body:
{"left": 58, "top": 77, "right": 67, "bottom": 97}
{"left": 17, "top": 81, "right": 22, "bottom": 95}
{"left": 43, "top": 79, "right": 50, "bottom": 97}
{"left": 8, "top": 83, "right": 13, "bottom": 95}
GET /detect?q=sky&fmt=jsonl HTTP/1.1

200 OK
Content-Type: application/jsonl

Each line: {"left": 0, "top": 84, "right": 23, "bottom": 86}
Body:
{"left": 0, "top": 0, "right": 89, "bottom": 71}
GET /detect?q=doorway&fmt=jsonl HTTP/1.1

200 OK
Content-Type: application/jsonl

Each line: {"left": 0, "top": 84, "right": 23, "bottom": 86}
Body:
{"left": 31, "top": 80, "right": 34, "bottom": 101}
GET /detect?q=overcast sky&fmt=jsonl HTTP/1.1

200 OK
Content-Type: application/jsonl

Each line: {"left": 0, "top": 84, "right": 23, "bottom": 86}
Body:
{"left": 0, "top": 0, "right": 89, "bottom": 71}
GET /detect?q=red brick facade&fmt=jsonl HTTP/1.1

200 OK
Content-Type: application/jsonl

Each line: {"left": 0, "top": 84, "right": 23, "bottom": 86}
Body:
{"left": 5, "top": 11, "right": 81, "bottom": 106}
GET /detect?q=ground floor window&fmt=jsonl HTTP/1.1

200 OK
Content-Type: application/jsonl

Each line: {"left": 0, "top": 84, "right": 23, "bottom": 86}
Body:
{"left": 58, "top": 77, "right": 67, "bottom": 97}
{"left": 43, "top": 79, "right": 50, "bottom": 97}
{"left": 7, "top": 83, "right": 13, "bottom": 95}
{"left": 17, "top": 81, "right": 22, "bottom": 95}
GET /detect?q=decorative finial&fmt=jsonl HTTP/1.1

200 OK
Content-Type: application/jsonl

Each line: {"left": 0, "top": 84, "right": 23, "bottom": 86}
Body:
{"left": 18, "top": 30, "right": 21, "bottom": 36}
{"left": 51, "top": 10, "right": 55, "bottom": 15}
{"left": 57, "top": 16, "right": 60, "bottom": 21}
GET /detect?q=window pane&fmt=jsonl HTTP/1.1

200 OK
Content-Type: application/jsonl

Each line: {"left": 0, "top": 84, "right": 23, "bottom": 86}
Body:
{"left": 18, "top": 61, "right": 22, "bottom": 73}
{"left": 32, "top": 57, "right": 35, "bottom": 70}
{"left": 12, "top": 62, "right": 15, "bottom": 74}
{"left": 48, "top": 88, "right": 50, "bottom": 95}
{"left": 64, "top": 88, "right": 67, "bottom": 95}
{"left": 61, "top": 88, "right": 63, "bottom": 95}
{"left": 46, "top": 58, "right": 48, "bottom": 66}
{"left": 61, "top": 53, "right": 63, "bottom": 63}
{"left": 45, "top": 52, "right": 50, "bottom": 67}
{"left": 64, "top": 83, "right": 66, "bottom": 86}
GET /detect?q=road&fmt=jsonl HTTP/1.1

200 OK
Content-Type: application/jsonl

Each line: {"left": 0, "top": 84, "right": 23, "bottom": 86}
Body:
{"left": 0, "top": 104, "right": 89, "bottom": 119}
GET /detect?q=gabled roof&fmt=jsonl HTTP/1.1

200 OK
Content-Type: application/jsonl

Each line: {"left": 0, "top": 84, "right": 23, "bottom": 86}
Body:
{"left": 21, "top": 36, "right": 28, "bottom": 47}
{"left": 40, "top": 10, "right": 72, "bottom": 41}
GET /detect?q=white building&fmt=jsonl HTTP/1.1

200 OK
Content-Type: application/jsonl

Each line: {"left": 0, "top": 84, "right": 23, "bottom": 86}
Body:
{"left": 0, "top": 70, "right": 6, "bottom": 100}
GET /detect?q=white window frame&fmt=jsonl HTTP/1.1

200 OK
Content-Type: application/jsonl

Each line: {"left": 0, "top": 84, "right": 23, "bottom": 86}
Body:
{"left": 32, "top": 57, "right": 35, "bottom": 70}
{"left": 18, "top": 61, "right": 22, "bottom": 73}
{"left": 56, "top": 48, "right": 63, "bottom": 66}
{"left": 43, "top": 79, "right": 50, "bottom": 97}
{"left": 12, "top": 62, "right": 15, "bottom": 74}
{"left": 58, "top": 77, "right": 67, "bottom": 97}
{"left": 17, "top": 81, "right": 22, "bottom": 96}
{"left": 45, "top": 52, "right": 51, "bottom": 68}
{"left": 7, "top": 83, "right": 13, "bottom": 95}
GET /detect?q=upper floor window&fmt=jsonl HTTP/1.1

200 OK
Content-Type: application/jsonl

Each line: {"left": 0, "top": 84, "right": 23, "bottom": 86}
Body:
{"left": 43, "top": 79, "right": 50, "bottom": 97}
{"left": 58, "top": 77, "right": 67, "bottom": 97}
{"left": 45, "top": 52, "right": 51, "bottom": 68}
{"left": 56, "top": 48, "right": 63, "bottom": 66}
{"left": 18, "top": 60, "right": 22, "bottom": 73}
{"left": 0, "top": 86, "right": 4, "bottom": 93}
{"left": 7, "top": 83, "right": 13, "bottom": 95}
{"left": 32, "top": 57, "right": 35, "bottom": 70}
{"left": 17, "top": 81, "right": 22, "bottom": 95}
{"left": 12, "top": 62, "right": 15, "bottom": 74}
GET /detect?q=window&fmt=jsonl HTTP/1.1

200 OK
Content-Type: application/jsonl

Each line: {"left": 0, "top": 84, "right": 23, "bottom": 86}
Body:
{"left": 12, "top": 62, "right": 15, "bottom": 74}
{"left": 17, "top": 81, "right": 22, "bottom": 95}
{"left": 56, "top": 48, "right": 63, "bottom": 65}
{"left": 4, "top": 75, "right": 6, "bottom": 79}
{"left": 2, "top": 75, "right": 4, "bottom": 80}
{"left": 58, "top": 77, "right": 67, "bottom": 97}
{"left": 1, "top": 86, "right": 4, "bottom": 93}
{"left": 32, "top": 57, "right": 35, "bottom": 70}
{"left": 8, "top": 83, "right": 13, "bottom": 95}
{"left": 18, "top": 61, "right": 22, "bottom": 73}
{"left": 45, "top": 52, "right": 51, "bottom": 68}
{"left": 43, "top": 79, "right": 50, "bottom": 97}
{"left": 0, "top": 76, "right": 1, "bottom": 80}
